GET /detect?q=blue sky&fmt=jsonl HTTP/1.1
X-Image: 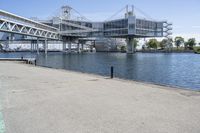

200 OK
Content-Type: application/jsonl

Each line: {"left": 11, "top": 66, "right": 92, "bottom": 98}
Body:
{"left": 0, "top": 0, "right": 200, "bottom": 40}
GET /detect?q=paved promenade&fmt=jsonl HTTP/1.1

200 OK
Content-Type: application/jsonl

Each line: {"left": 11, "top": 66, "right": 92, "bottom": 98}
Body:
{"left": 0, "top": 61, "right": 200, "bottom": 133}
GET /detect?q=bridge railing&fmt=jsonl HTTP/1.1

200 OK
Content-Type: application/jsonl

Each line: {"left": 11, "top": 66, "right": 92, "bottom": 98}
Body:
{"left": 0, "top": 18, "right": 59, "bottom": 40}
{"left": 0, "top": 10, "right": 58, "bottom": 33}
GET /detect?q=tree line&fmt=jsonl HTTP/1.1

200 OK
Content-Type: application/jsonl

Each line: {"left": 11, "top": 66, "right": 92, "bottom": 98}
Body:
{"left": 143, "top": 37, "right": 199, "bottom": 50}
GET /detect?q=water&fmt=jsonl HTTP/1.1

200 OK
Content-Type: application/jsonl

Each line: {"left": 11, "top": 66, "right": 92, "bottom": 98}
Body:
{"left": 1, "top": 52, "right": 200, "bottom": 90}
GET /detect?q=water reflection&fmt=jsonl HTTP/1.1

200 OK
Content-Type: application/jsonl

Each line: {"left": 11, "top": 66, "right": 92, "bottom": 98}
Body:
{"left": 1, "top": 52, "right": 200, "bottom": 90}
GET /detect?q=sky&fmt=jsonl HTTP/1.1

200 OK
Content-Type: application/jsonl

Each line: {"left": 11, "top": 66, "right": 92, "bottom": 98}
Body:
{"left": 0, "top": 0, "right": 200, "bottom": 41}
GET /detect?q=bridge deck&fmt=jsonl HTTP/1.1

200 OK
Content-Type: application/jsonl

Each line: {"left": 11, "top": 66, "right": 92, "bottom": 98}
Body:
{"left": 0, "top": 10, "right": 60, "bottom": 40}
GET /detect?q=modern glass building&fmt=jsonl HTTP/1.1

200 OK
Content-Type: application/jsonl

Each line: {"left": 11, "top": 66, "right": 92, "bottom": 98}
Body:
{"left": 0, "top": 5, "right": 171, "bottom": 53}
{"left": 41, "top": 5, "right": 169, "bottom": 39}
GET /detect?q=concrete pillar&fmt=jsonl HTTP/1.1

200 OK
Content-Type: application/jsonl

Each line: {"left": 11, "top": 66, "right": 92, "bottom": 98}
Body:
{"left": 44, "top": 39, "right": 48, "bottom": 54}
{"left": 33, "top": 43, "right": 35, "bottom": 51}
{"left": 30, "top": 42, "right": 32, "bottom": 52}
{"left": 77, "top": 43, "right": 80, "bottom": 53}
{"left": 90, "top": 45, "right": 93, "bottom": 52}
{"left": 37, "top": 38, "right": 39, "bottom": 54}
{"left": 126, "top": 37, "right": 135, "bottom": 54}
{"left": 34, "top": 42, "right": 37, "bottom": 51}
{"left": 68, "top": 42, "right": 71, "bottom": 53}
{"left": 42, "top": 40, "right": 45, "bottom": 50}
{"left": 34, "top": 43, "right": 36, "bottom": 51}
{"left": 33, "top": 41, "right": 36, "bottom": 52}
{"left": 63, "top": 41, "right": 66, "bottom": 51}
{"left": 30, "top": 41, "right": 33, "bottom": 52}
{"left": 81, "top": 44, "right": 84, "bottom": 51}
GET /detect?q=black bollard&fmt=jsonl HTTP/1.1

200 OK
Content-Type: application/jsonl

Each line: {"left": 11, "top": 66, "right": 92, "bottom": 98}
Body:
{"left": 34, "top": 59, "right": 37, "bottom": 66}
{"left": 111, "top": 66, "right": 114, "bottom": 79}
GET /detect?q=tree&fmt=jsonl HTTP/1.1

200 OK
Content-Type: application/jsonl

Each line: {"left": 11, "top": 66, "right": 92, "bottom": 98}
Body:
{"left": 168, "top": 38, "right": 173, "bottom": 49}
{"left": 120, "top": 45, "right": 126, "bottom": 52}
{"left": 174, "top": 37, "right": 184, "bottom": 49}
{"left": 184, "top": 42, "right": 187, "bottom": 50}
{"left": 185, "top": 38, "right": 196, "bottom": 50}
{"left": 159, "top": 39, "right": 168, "bottom": 49}
{"left": 133, "top": 39, "right": 139, "bottom": 49}
{"left": 146, "top": 39, "right": 159, "bottom": 49}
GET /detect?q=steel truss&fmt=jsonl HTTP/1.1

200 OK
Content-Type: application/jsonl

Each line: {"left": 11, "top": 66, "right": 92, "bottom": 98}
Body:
{"left": 0, "top": 18, "right": 59, "bottom": 40}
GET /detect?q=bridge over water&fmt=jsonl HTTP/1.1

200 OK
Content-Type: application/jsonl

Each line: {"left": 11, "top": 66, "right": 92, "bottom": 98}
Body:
{"left": 0, "top": 5, "right": 172, "bottom": 53}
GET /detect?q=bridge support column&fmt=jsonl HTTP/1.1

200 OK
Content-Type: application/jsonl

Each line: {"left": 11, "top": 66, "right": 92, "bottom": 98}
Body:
{"left": 30, "top": 43, "right": 32, "bottom": 52}
{"left": 68, "top": 42, "right": 71, "bottom": 53}
{"left": 126, "top": 37, "right": 135, "bottom": 54}
{"left": 77, "top": 43, "right": 80, "bottom": 53}
{"left": 62, "top": 41, "right": 66, "bottom": 51}
{"left": 44, "top": 39, "right": 48, "bottom": 54}
{"left": 33, "top": 43, "right": 36, "bottom": 51}
{"left": 37, "top": 38, "right": 40, "bottom": 54}
{"left": 34, "top": 43, "right": 37, "bottom": 51}
{"left": 31, "top": 41, "right": 33, "bottom": 52}
{"left": 81, "top": 44, "right": 84, "bottom": 52}
{"left": 31, "top": 41, "right": 37, "bottom": 52}
{"left": 90, "top": 45, "right": 93, "bottom": 52}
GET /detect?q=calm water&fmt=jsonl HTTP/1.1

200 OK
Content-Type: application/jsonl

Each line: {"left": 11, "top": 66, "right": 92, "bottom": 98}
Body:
{"left": 1, "top": 52, "right": 200, "bottom": 90}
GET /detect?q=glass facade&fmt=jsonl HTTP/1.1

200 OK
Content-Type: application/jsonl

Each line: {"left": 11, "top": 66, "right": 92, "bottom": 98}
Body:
{"left": 59, "top": 20, "right": 93, "bottom": 31}
{"left": 49, "top": 16, "right": 164, "bottom": 37}
{"left": 103, "top": 19, "right": 128, "bottom": 37}
{"left": 65, "top": 20, "right": 92, "bottom": 28}
{"left": 136, "top": 19, "right": 163, "bottom": 37}
{"left": 0, "top": 9, "right": 167, "bottom": 39}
